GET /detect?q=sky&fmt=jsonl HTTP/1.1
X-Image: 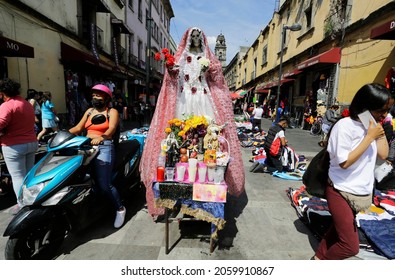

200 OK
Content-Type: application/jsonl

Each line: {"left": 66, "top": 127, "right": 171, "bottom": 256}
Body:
{"left": 169, "top": 0, "right": 277, "bottom": 64}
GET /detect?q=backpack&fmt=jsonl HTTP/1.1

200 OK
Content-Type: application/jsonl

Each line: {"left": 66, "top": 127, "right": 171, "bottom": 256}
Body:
{"left": 269, "top": 137, "right": 281, "bottom": 156}
{"left": 302, "top": 147, "right": 330, "bottom": 198}
{"left": 264, "top": 125, "right": 283, "bottom": 157}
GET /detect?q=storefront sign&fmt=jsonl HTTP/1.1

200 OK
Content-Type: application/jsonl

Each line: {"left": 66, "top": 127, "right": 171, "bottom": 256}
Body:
{"left": 90, "top": 23, "right": 100, "bottom": 60}
{"left": 0, "top": 36, "right": 34, "bottom": 57}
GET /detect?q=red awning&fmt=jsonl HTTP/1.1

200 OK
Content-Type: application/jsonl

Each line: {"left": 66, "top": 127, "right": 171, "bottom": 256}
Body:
{"left": 370, "top": 19, "right": 395, "bottom": 40}
{"left": 258, "top": 78, "right": 294, "bottom": 90}
{"left": 0, "top": 36, "right": 34, "bottom": 58}
{"left": 297, "top": 47, "right": 341, "bottom": 70}
{"left": 255, "top": 88, "right": 269, "bottom": 94}
{"left": 283, "top": 69, "right": 302, "bottom": 78}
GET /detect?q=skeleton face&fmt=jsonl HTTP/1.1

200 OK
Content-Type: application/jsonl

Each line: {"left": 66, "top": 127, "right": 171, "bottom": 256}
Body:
{"left": 191, "top": 30, "right": 201, "bottom": 47}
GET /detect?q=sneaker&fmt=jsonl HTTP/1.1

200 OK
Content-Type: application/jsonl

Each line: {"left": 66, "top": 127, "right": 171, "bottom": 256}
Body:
{"left": 114, "top": 207, "right": 126, "bottom": 228}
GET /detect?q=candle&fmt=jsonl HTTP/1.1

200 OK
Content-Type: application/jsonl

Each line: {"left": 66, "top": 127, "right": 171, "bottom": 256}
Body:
{"left": 157, "top": 166, "right": 165, "bottom": 182}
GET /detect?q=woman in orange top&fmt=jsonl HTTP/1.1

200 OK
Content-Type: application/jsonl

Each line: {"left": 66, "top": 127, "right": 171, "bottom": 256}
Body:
{"left": 69, "top": 84, "right": 126, "bottom": 229}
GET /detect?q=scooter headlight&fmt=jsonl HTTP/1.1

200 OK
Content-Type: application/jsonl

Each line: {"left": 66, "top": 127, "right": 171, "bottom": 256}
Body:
{"left": 20, "top": 181, "right": 48, "bottom": 205}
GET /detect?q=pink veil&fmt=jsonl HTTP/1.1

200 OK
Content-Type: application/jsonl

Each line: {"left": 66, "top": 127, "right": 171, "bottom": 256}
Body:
{"left": 140, "top": 27, "right": 245, "bottom": 218}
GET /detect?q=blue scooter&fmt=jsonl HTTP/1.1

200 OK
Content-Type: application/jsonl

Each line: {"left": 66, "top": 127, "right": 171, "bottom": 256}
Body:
{"left": 3, "top": 114, "right": 142, "bottom": 259}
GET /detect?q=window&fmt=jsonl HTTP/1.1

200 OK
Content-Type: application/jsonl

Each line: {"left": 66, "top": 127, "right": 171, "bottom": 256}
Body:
{"left": 261, "top": 45, "right": 267, "bottom": 65}
{"left": 129, "top": 33, "right": 134, "bottom": 56}
{"left": 138, "top": 0, "right": 142, "bottom": 21}
{"left": 305, "top": 3, "right": 313, "bottom": 29}
{"left": 128, "top": 0, "right": 133, "bottom": 11}
{"left": 145, "top": 9, "right": 149, "bottom": 28}
{"left": 138, "top": 40, "right": 142, "bottom": 62}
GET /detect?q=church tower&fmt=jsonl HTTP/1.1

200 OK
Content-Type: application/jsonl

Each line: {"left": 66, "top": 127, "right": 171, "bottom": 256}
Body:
{"left": 215, "top": 33, "right": 227, "bottom": 69}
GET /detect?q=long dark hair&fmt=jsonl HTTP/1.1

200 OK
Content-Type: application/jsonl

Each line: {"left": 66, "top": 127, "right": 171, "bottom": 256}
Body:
{"left": 349, "top": 83, "right": 391, "bottom": 119}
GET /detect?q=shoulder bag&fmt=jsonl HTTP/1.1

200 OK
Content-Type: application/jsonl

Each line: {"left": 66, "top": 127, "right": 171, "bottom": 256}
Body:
{"left": 302, "top": 147, "right": 330, "bottom": 198}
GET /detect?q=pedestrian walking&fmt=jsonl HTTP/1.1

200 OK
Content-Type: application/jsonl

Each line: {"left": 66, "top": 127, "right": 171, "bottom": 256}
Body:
{"left": 251, "top": 104, "right": 264, "bottom": 131}
{"left": 312, "top": 83, "right": 391, "bottom": 260}
{"left": 0, "top": 78, "right": 38, "bottom": 212}
{"left": 37, "top": 91, "right": 58, "bottom": 143}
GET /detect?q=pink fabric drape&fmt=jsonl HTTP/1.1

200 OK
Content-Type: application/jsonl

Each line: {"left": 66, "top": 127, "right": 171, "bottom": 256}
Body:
{"left": 140, "top": 27, "right": 245, "bottom": 218}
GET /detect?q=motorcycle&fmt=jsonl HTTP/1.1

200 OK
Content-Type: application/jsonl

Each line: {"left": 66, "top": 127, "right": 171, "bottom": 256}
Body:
{"left": 3, "top": 114, "right": 142, "bottom": 259}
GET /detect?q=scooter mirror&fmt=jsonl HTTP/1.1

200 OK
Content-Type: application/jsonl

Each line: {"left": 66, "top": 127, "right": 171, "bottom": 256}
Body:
{"left": 91, "top": 114, "right": 106, "bottom": 125}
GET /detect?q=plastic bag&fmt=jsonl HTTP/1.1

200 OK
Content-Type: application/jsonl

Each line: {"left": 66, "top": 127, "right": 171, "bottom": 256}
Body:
{"left": 374, "top": 162, "right": 393, "bottom": 183}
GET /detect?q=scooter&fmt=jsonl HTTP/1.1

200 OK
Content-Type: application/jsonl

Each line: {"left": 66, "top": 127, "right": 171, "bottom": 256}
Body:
{"left": 3, "top": 114, "right": 142, "bottom": 259}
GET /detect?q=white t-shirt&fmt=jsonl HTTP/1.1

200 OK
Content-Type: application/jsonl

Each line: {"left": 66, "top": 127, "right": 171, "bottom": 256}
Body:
{"left": 252, "top": 107, "right": 263, "bottom": 119}
{"left": 328, "top": 117, "right": 377, "bottom": 195}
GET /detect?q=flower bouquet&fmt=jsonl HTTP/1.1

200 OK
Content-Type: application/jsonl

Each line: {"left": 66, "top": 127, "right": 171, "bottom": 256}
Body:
{"left": 164, "top": 115, "right": 209, "bottom": 147}
{"left": 198, "top": 57, "right": 210, "bottom": 72}
{"left": 154, "top": 48, "right": 175, "bottom": 68}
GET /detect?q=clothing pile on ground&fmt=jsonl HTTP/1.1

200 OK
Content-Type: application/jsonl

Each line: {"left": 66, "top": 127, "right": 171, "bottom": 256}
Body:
{"left": 236, "top": 125, "right": 265, "bottom": 148}
{"left": 249, "top": 145, "right": 307, "bottom": 180}
{"left": 287, "top": 186, "right": 395, "bottom": 259}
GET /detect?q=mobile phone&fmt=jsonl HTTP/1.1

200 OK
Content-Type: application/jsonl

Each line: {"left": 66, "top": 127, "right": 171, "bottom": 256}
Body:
{"left": 358, "top": 110, "right": 377, "bottom": 129}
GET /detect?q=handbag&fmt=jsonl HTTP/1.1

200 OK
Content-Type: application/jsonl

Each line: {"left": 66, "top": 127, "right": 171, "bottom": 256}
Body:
{"left": 338, "top": 190, "right": 372, "bottom": 213}
{"left": 302, "top": 147, "right": 330, "bottom": 198}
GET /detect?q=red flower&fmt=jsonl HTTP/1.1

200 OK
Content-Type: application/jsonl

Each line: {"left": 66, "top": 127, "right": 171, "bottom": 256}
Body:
{"left": 166, "top": 56, "right": 175, "bottom": 67}
{"left": 154, "top": 48, "right": 175, "bottom": 68}
{"left": 187, "top": 56, "right": 192, "bottom": 63}
{"left": 184, "top": 74, "right": 189, "bottom": 82}
{"left": 191, "top": 87, "right": 197, "bottom": 94}
{"left": 154, "top": 52, "right": 161, "bottom": 61}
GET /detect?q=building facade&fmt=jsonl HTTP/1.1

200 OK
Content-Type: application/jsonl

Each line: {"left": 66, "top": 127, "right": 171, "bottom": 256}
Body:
{"left": 0, "top": 0, "right": 174, "bottom": 126}
{"left": 227, "top": 0, "right": 395, "bottom": 125}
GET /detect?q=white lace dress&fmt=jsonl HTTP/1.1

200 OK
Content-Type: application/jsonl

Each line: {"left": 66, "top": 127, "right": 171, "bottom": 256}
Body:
{"left": 175, "top": 50, "right": 215, "bottom": 121}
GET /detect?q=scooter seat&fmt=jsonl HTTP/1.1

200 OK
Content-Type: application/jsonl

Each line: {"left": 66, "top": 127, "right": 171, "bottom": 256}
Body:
{"left": 113, "top": 139, "right": 140, "bottom": 171}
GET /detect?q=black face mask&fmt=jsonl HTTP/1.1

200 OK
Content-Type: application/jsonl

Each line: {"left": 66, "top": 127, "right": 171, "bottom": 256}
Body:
{"left": 92, "top": 98, "right": 105, "bottom": 109}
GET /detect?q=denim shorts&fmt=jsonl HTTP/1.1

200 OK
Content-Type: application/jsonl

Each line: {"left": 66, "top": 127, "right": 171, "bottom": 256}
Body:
{"left": 96, "top": 140, "right": 114, "bottom": 164}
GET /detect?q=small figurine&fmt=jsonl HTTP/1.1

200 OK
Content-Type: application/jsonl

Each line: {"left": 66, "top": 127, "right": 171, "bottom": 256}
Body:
{"left": 203, "top": 123, "right": 227, "bottom": 151}
{"left": 166, "top": 142, "right": 179, "bottom": 167}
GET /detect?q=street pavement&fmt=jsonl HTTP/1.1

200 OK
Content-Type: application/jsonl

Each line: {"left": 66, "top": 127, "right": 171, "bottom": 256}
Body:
{"left": 0, "top": 117, "right": 380, "bottom": 260}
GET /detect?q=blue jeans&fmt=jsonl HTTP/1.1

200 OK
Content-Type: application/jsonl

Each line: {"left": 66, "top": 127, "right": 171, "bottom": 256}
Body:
{"left": 2, "top": 141, "right": 38, "bottom": 202}
{"left": 91, "top": 140, "right": 123, "bottom": 210}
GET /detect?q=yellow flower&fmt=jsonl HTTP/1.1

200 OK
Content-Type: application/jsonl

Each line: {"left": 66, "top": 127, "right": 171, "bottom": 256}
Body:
{"left": 165, "top": 127, "right": 172, "bottom": 133}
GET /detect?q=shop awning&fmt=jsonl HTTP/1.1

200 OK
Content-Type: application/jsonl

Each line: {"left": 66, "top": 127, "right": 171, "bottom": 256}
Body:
{"left": 257, "top": 78, "right": 294, "bottom": 90}
{"left": 255, "top": 88, "right": 269, "bottom": 94}
{"left": 297, "top": 47, "right": 341, "bottom": 70}
{"left": 0, "top": 36, "right": 34, "bottom": 58}
{"left": 111, "top": 18, "right": 133, "bottom": 34}
{"left": 60, "top": 42, "right": 113, "bottom": 71}
{"left": 370, "top": 19, "right": 395, "bottom": 40}
{"left": 283, "top": 69, "right": 302, "bottom": 78}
